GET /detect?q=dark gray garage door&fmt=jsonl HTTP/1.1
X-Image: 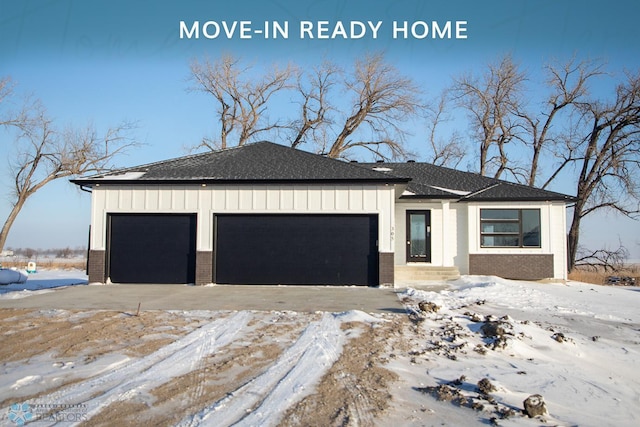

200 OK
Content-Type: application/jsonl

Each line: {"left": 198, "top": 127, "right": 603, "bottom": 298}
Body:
{"left": 107, "top": 214, "right": 197, "bottom": 284}
{"left": 214, "top": 214, "right": 379, "bottom": 286}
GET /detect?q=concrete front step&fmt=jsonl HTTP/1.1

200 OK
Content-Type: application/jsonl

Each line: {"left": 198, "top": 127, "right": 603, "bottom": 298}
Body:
{"left": 395, "top": 265, "right": 461, "bottom": 281}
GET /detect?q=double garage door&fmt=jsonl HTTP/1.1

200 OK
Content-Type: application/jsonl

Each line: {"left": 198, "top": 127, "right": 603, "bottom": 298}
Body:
{"left": 107, "top": 214, "right": 379, "bottom": 286}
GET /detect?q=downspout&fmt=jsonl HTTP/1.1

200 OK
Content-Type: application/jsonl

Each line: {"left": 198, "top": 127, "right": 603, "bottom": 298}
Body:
{"left": 77, "top": 184, "right": 92, "bottom": 274}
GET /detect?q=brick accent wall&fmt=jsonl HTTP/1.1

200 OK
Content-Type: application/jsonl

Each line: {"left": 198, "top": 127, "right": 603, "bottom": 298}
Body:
{"left": 379, "top": 252, "right": 394, "bottom": 286}
{"left": 196, "top": 251, "right": 214, "bottom": 285}
{"left": 469, "top": 254, "right": 554, "bottom": 280}
{"left": 87, "top": 250, "right": 106, "bottom": 283}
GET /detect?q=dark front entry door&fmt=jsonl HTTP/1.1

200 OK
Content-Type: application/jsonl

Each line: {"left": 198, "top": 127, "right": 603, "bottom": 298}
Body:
{"left": 406, "top": 210, "right": 431, "bottom": 262}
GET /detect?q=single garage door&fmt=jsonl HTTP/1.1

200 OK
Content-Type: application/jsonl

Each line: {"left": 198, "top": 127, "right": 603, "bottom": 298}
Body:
{"left": 215, "top": 214, "right": 379, "bottom": 286}
{"left": 107, "top": 214, "right": 197, "bottom": 284}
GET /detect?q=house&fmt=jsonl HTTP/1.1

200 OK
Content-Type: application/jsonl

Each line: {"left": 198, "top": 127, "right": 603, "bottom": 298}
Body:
{"left": 71, "top": 141, "right": 574, "bottom": 286}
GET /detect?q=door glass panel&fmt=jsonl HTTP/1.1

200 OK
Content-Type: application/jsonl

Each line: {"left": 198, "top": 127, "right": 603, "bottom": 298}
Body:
{"left": 410, "top": 214, "right": 427, "bottom": 257}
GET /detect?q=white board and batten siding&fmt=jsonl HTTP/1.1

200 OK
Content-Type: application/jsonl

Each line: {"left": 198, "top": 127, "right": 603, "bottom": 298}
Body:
{"left": 90, "top": 183, "right": 396, "bottom": 253}
{"left": 394, "top": 200, "right": 466, "bottom": 270}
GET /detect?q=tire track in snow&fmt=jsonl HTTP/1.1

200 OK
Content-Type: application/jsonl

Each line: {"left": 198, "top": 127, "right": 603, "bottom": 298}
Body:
{"left": 343, "top": 376, "right": 375, "bottom": 426}
{"left": 7, "top": 311, "right": 251, "bottom": 426}
{"left": 184, "top": 313, "right": 227, "bottom": 410}
{"left": 180, "top": 312, "right": 345, "bottom": 427}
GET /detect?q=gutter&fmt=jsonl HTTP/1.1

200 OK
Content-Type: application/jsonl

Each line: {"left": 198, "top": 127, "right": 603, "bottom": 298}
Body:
{"left": 70, "top": 177, "right": 411, "bottom": 186}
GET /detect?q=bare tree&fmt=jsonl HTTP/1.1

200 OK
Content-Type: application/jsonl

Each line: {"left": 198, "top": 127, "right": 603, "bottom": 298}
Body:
{"left": 424, "top": 92, "right": 466, "bottom": 167}
{"left": 56, "top": 247, "right": 73, "bottom": 259}
{"left": 518, "top": 58, "right": 604, "bottom": 187}
{"left": 191, "top": 54, "right": 422, "bottom": 158}
{"left": 324, "top": 53, "right": 422, "bottom": 159}
{"left": 0, "top": 102, "right": 137, "bottom": 252}
{"left": 288, "top": 61, "right": 338, "bottom": 149}
{"left": 190, "top": 53, "right": 423, "bottom": 160}
{"left": 189, "top": 54, "right": 294, "bottom": 150}
{"left": 565, "top": 70, "right": 640, "bottom": 271}
{"left": 288, "top": 54, "right": 423, "bottom": 160}
{"left": 23, "top": 248, "right": 36, "bottom": 259}
{"left": 0, "top": 77, "right": 12, "bottom": 114}
{"left": 575, "top": 242, "right": 629, "bottom": 272}
{"left": 0, "top": 77, "right": 28, "bottom": 129}
{"left": 448, "top": 57, "right": 640, "bottom": 271}
{"left": 451, "top": 55, "right": 527, "bottom": 179}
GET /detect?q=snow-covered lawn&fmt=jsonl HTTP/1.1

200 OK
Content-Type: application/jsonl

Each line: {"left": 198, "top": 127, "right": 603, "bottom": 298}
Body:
{"left": 390, "top": 277, "right": 640, "bottom": 426}
{"left": 0, "top": 269, "right": 88, "bottom": 299}
{"left": 0, "top": 272, "right": 638, "bottom": 426}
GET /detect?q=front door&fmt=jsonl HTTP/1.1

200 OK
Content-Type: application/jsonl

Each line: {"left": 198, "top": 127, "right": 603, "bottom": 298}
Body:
{"left": 406, "top": 210, "right": 431, "bottom": 263}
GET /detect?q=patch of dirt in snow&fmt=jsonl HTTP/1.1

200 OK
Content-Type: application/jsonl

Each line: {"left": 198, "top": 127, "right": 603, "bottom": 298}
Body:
{"left": 84, "top": 313, "right": 312, "bottom": 426}
{"left": 280, "top": 319, "right": 402, "bottom": 426}
{"left": 0, "top": 308, "right": 409, "bottom": 426}
{"left": 4, "top": 284, "right": 636, "bottom": 427}
{"left": 0, "top": 309, "right": 202, "bottom": 364}
{"left": 0, "top": 310, "right": 213, "bottom": 410}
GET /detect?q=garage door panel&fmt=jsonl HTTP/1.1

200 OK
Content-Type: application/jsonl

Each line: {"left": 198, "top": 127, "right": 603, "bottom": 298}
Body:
{"left": 215, "top": 214, "right": 378, "bottom": 286}
{"left": 108, "top": 214, "right": 196, "bottom": 284}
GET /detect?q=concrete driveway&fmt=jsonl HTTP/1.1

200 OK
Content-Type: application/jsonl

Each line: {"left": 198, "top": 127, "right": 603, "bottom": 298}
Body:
{"left": 0, "top": 284, "right": 407, "bottom": 314}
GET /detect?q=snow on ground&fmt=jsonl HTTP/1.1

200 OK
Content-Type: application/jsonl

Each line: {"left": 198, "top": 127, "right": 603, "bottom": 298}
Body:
{"left": 180, "top": 312, "right": 344, "bottom": 427}
{"left": 0, "top": 273, "right": 639, "bottom": 426}
{"left": 0, "top": 269, "right": 88, "bottom": 299}
{"left": 393, "top": 277, "right": 640, "bottom": 427}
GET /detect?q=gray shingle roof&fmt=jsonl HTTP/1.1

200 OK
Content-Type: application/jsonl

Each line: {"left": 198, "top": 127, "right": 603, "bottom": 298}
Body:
{"left": 72, "top": 141, "right": 574, "bottom": 202}
{"left": 72, "top": 141, "right": 409, "bottom": 184}
{"left": 358, "top": 162, "right": 575, "bottom": 202}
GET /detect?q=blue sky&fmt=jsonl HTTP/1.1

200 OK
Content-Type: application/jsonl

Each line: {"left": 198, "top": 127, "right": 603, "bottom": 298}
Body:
{"left": 1, "top": 0, "right": 639, "bottom": 259}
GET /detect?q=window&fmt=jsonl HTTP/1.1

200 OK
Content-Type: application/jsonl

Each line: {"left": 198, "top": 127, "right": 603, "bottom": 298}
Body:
{"left": 480, "top": 209, "right": 541, "bottom": 248}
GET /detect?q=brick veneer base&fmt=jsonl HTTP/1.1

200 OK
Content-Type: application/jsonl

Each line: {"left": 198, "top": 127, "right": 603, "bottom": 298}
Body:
{"left": 196, "top": 251, "right": 213, "bottom": 285}
{"left": 87, "top": 250, "right": 393, "bottom": 286}
{"left": 469, "top": 254, "right": 554, "bottom": 280}
{"left": 87, "top": 250, "right": 106, "bottom": 283}
{"left": 379, "top": 252, "right": 394, "bottom": 286}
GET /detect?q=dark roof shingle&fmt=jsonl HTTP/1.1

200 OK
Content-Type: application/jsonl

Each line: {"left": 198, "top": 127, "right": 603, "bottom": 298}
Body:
{"left": 358, "top": 162, "right": 574, "bottom": 202}
{"left": 73, "top": 141, "right": 574, "bottom": 202}
{"left": 73, "top": 141, "right": 408, "bottom": 184}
